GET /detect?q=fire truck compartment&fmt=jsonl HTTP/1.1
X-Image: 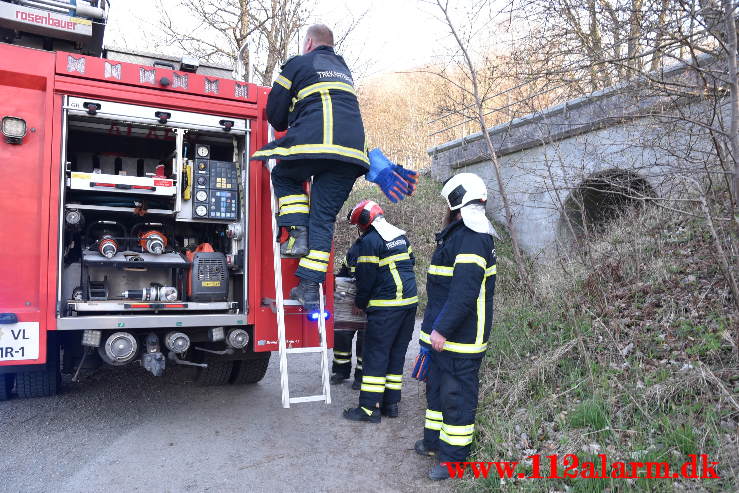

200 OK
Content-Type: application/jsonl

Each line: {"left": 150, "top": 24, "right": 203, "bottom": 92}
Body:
{"left": 57, "top": 96, "right": 250, "bottom": 329}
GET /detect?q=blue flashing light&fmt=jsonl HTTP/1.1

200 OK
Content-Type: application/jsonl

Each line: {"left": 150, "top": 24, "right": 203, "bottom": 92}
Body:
{"left": 307, "top": 310, "right": 331, "bottom": 321}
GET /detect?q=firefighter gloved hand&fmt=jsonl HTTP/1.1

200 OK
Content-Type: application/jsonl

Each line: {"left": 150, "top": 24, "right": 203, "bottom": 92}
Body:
{"left": 366, "top": 148, "right": 414, "bottom": 203}
{"left": 411, "top": 346, "right": 431, "bottom": 382}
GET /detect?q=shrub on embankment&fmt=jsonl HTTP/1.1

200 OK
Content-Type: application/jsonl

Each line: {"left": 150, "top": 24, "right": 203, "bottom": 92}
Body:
{"left": 334, "top": 176, "right": 737, "bottom": 491}
{"left": 464, "top": 191, "right": 738, "bottom": 492}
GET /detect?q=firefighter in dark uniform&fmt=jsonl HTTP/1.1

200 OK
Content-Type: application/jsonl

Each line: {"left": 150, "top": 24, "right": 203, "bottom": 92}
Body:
{"left": 252, "top": 24, "right": 409, "bottom": 312}
{"left": 342, "top": 200, "right": 418, "bottom": 423}
{"left": 413, "top": 173, "right": 498, "bottom": 480}
{"left": 331, "top": 242, "right": 364, "bottom": 389}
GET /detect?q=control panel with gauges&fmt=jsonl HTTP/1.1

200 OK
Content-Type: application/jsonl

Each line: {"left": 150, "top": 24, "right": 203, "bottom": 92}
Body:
{"left": 188, "top": 144, "right": 240, "bottom": 221}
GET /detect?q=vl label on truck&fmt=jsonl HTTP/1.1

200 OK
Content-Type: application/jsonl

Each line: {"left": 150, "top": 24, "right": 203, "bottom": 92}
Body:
{"left": 0, "top": 322, "right": 39, "bottom": 361}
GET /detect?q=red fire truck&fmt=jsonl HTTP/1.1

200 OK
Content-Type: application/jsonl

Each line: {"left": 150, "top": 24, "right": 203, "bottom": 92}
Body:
{"left": 0, "top": 0, "right": 333, "bottom": 400}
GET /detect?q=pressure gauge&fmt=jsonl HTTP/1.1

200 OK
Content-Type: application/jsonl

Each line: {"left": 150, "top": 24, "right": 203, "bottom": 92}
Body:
{"left": 195, "top": 205, "right": 208, "bottom": 217}
{"left": 195, "top": 144, "right": 210, "bottom": 158}
{"left": 195, "top": 190, "right": 208, "bottom": 202}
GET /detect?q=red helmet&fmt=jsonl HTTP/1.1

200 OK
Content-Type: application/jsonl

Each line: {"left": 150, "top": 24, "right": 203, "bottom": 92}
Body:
{"left": 348, "top": 199, "right": 384, "bottom": 230}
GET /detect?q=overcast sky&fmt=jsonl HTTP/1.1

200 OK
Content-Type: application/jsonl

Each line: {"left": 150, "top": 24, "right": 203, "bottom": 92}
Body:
{"left": 104, "top": 0, "right": 454, "bottom": 79}
{"left": 104, "top": 0, "right": 506, "bottom": 82}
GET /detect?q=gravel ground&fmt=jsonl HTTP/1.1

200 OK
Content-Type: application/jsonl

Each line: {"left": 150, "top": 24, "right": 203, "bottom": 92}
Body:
{"left": 0, "top": 322, "right": 453, "bottom": 493}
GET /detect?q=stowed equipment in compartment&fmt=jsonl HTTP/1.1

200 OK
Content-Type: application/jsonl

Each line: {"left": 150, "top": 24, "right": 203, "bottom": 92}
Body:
{"left": 59, "top": 97, "right": 249, "bottom": 318}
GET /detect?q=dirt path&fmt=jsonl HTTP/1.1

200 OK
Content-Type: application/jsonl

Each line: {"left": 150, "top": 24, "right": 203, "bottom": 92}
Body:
{"left": 0, "top": 322, "right": 452, "bottom": 493}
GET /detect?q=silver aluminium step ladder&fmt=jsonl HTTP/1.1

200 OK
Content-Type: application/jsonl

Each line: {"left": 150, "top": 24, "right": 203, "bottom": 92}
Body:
{"left": 266, "top": 132, "right": 331, "bottom": 408}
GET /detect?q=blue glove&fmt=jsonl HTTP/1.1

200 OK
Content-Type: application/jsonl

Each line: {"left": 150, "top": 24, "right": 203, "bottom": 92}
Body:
{"left": 411, "top": 346, "right": 431, "bottom": 382}
{"left": 366, "top": 148, "right": 417, "bottom": 203}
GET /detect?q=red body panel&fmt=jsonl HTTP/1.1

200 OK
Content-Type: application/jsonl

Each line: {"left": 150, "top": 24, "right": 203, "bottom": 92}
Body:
{"left": 0, "top": 45, "right": 55, "bottom": 366}
{"left": 0, "top": 44, "right": 333, "bottom": 366}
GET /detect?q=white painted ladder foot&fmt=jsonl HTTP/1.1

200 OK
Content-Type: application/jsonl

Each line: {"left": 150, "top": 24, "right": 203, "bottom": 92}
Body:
{"left": 267, "top": 146, "right": 331, "bottom": 409}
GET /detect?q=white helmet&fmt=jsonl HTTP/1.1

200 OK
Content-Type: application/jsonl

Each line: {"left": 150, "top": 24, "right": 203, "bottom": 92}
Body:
{"left": 441, "top": 173, "right": 487, "bottom": 210}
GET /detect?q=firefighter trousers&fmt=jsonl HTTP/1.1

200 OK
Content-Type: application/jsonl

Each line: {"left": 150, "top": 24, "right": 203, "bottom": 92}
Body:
{"left": 332, "top": 329, "right": 364, "bottom": 380}
{"left": 422, "top": 352, "right": 482, "bottom": 463}
{"left": 271, "top": 159, "right": 364, "bottom": 283}
{"left": 358, "top": 306, "right": 417, "bottom": 408}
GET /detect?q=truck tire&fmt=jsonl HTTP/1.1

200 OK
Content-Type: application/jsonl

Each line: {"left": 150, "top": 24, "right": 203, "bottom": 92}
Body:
{"left": 0, "top": 374, "right": 13, "bottom": 401}
{"left": 15, "top": 365, "right": 60, "bottom": 399}
{"left": 194, "top": 354, "right": 234, "bottom": 386}
{"left": 229, "top": 353, "right": 271, "bottom": 385}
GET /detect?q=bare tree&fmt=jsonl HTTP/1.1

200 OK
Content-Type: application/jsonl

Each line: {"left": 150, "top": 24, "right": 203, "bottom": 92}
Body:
{"left": 430, "top": 0, "right": 533, "bottom": 291}
{"left": 157, "top": 0, "right": 312, "bottom": 84}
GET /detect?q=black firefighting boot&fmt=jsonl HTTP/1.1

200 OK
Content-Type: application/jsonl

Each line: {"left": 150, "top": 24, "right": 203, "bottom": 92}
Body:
{"left": 330, "top": 373, "right": 349, "bottom": 385}
{"left": 351, "top": 377, "right": 361, "bottom": 390}
{"left": 381, "top": 402, "right": 399, "bottom": 418}
{"left": 290, "top": 279, "right": 319, "bottom": 312}
{"left": 280, "top": 226, "right": 308, "bottom": 257}
{"left": 414, "top": 439, "right": 438, "bottom": 457}
{"left": 342, "top": 406, "right": 381, "bottom": 423}
{"left": 429, "top": 464, "right": 451, "bottom": 481}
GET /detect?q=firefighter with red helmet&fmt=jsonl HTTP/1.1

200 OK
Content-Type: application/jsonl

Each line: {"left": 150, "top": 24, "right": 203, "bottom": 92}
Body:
{"left": 413, "top": 173, "right": 497, "bottom": 480}
{"left": 342, "top": 200, "right": 418, "bottom": 423}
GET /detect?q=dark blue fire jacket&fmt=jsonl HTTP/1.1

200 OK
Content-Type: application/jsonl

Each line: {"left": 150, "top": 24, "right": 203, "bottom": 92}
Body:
{"left": 353, "top": 229, "right": 418, "bottom": 311}
{"left": 419, "top": 219, "right": 496, "bottom": 358}
{"left": 251, "top": 45, "right": 369, "bottom": 170}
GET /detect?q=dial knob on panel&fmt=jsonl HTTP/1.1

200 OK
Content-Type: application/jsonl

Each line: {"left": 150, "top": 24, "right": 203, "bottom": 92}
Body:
{"left": 195, "top": 190, "right": 208, "bottom": 202}
{"left": 197, "top": 176, "right": 206, "bottom": 185}
{"left": 196, "top": 145, "right": 210, "bottom": 158}
{"left": 198, "top": 162, "right": 207, "bottom": 170}
{"left": 195, "top": 205, "right": 208, "bottom": 217}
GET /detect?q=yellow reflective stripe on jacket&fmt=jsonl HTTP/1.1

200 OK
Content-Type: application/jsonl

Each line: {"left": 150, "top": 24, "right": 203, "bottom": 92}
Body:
{"left": 425, "top": 419, "right": 442, "bottom": 430}
{"left": 368, "top": 296, "right": 418, "bottom": 308}
{"left": 385, "top": 374, "right": 402, "bottom": 382}
{"left": 279, "top": 204, "right": 310, "bottom": 215}
{"left": 333, "top": 350, "right": 350, "bottom": 356}
{"left": 296, "top": 81, "right": 356, "bottom": 100}
{"left": 426, "top": 409, "right": 443, "bottom": 421}
{"left": 388, "top": 262, "right": 403, "bottom": 299}
{"left": 486, "top": 265, "right": 497, "bottom": 276}
{"left": 275, "top": 75, "right": 292, "bottom": 90}
{"left": 419, "top": 330, "right": 488, "bottom": 354}
{"left": 385, "top": 382, "right": 402, "bottom": 390}
{"left": 362, "top": 375, "right": 386, "bottom": 384}
{"left": 378, "top": 253, "right": 411, "bottom": 266}
{"left": 307, "top": 250, "right": 330, "bottom": 261}
{"left": 357, "top": 256, "right": 379, "bottom": 264}
{"left": 428, "top": 265, "right": 453, "bottom": 276}
{"left": 321, "top": 90, "right": 333, "bottom": 145}
{"left": 454, "top": 253, "right": 486, "bottom": 269}
{"left": 253, "top": 144, "right": 369, "bottom": 164}
{"left": 333, "top": 357, "right": 350, "bottom": 364}
{"left": 278, "top": 194, "right": 308, "bottom": 207}
{"left": 298, "top": 257, "right": 328, "bottom": 272}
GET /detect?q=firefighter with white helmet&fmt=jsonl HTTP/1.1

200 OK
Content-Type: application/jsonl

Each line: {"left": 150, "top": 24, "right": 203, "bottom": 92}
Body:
{"left": 342, "top": 200, "right": 418, "bottom": 423}
{"left": 412, "top": 172, "right": 497, "bottom": 480}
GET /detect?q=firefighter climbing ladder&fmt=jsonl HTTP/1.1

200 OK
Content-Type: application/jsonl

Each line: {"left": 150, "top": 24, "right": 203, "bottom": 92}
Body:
{"left": 266, "top": 134, "right": 332, "bottom": 408}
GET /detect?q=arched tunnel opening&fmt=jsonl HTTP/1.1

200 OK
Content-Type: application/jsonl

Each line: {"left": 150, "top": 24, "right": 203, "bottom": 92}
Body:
{"left": 560, "top": 169, "right": 656, "bottom": 239}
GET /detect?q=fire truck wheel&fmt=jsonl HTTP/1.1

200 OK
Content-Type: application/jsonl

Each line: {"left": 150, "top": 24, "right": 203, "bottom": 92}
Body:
{"left": 0, "top": 374, "right": 13, "bottom": 401}
{"left": 229, "top": 353, "right": 271, "bottom": 385}
{"left": 15, "top": 364, "right": 60, "bottom": 399}
{"left": 194, "top": 354, "right": 234, "bottom": 386}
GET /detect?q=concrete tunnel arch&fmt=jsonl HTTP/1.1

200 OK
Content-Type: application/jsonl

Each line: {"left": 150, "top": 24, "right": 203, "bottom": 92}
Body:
{"left": 558, "top": 169, "right": 656, "bottom": 240}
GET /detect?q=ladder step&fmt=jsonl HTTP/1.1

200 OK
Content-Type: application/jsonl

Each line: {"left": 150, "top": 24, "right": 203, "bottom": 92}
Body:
{"left": 289, "top": 395, "right": 328, "bottom": 404}
{"left": 286, "top": 347, "right": 324, "bottom": 354}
